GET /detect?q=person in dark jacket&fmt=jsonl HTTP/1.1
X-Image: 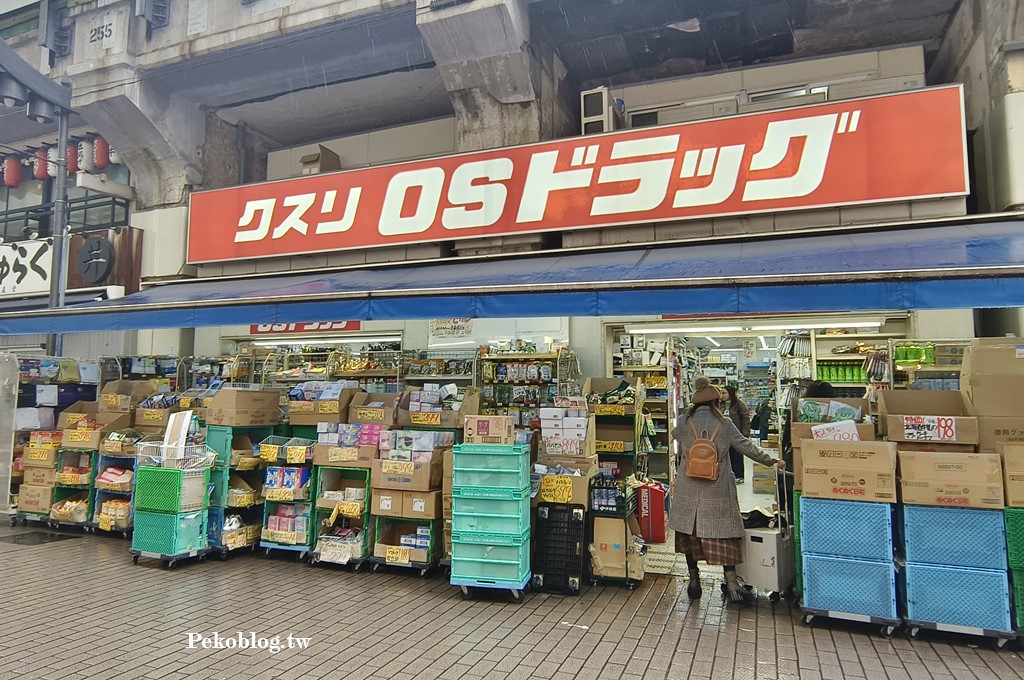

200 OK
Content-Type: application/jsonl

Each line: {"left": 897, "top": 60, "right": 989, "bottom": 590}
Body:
{"left": 670, "top": 376, "right": 785, "bottom": 604}
{"left": 724, "top": 385, "right": 751, "bottom": 484}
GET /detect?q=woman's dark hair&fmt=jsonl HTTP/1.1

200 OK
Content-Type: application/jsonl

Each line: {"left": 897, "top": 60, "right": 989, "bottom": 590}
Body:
{"left": 804, "top": 381, "right": 837, "bottom": 398}
{"left": 725, "top": 385, "right": 739, "bottom": 404}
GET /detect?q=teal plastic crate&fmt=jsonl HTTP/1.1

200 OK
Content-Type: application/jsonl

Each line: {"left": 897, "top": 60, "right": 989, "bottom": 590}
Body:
{"left": 453, "top": 444, "right": 527, "bottom": 456}
{"left": 452, "top": 448, "right": 529, "bottom": 490}
{"left": 132, "top": 510, "right": 207, "bottom": 555}
{"left": 205, "top": 425, "right": 273, "bottom": 466}
{"left": 135, "top": 466, "right": 210, "bottom": 513}
{"left": 208, "top": 466, "right": 229, "bottom": 508}
{"left": 452, "top": 488, "right": 530, "bottom": 534}
{"left": 451, "top": 530, "right": 530, "bottom": 583}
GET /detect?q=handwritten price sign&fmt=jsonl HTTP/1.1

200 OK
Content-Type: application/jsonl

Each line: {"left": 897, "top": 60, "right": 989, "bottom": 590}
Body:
{"left": 98, "top": 514, "right": 113, "bottom": 532}
{"left": 385, "top": 546, "right": 411, "bottom": 564}
{"left": 101, "top": 394, "right": 122, "bottom": 408}
{"left": 317, "top": 401, "right": 340, "bottom": 414}
{"left": 142, "top": 410, "right": 164, "bottom": 421}
{"left": 596, "top": 440, "right": 625, "bottom": 453}
{"left": 410, "top": 412, "right": 442, "bottom": 426}
{"left": 381, "top": 461, "right": 415, "bottom": 475}
{"left": 260, "top": 444, "right": 279, "bottom": 461}
{"left": 355, "top": 407, "right": 385, "bottom": 422}
{"left": 286, "top": 446, "right": 308, "bottom": 464}
{"left": 540, "top": 475, "right": 574, "bottom": 503}
{"left": 903, "top": 415, "right": 957, "bottom": 442}
{"left": 66, "top": 430, "right": 93, "bottom": 443}
{"left": 328, "top": 447, "right": 359, "bottom": 462}
{"left": 594, "top": 404, "right": 626, "bottom": 416}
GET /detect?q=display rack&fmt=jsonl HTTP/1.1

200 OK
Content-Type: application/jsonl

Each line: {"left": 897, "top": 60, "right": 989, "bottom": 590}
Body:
{"left": 258, "top": 435, "right": 316, "bottom": 559}
{"left": 310, "top": 466, "right": 372, "bottom": 569}
{"left": 105, "top": 355, "right": 180, "bottom": 392}
{"left": 49, "top": 448, "right": 97, "bottom": 531}
{"left": 92, "top": 450, "right": 136, "bottom": 538}
{"left": 206, "top": 424, "right": 273, "bottom": 557}
{"left": 403, "top": 349, "right": 477, "bottom": 388}
{"left": 479, "top": 350, "right": 562, "bottom": 428}
{"left": 889, "top": 339, "right": 970, "bottom": 392}
{"left": 181, "top": 356, "right": 233, "bottom": 390}
{"left": 612, "top": 336, "right": 675, "bottom": 483}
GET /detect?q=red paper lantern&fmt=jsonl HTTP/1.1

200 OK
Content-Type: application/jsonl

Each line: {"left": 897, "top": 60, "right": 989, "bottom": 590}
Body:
{"left": 93, "top": 137, "right": 110, "bottom": 170}
{"left": 2, "top": 156, "right": 21, "bottom": 188}
{"left": 66, "top": 143, "right": 79, "bottom": 175}
{"left": 33, "top": 149, "right": 48, "bottom": 181}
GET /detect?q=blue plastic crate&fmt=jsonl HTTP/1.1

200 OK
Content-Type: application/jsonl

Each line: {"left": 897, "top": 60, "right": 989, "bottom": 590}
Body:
{"left": 901, "top": 506, "right": 1007, "bottom": 571}
{"left": 800, "top": 498, "right": 893, "bottom": 562}
{"left": 132, "top": 510, "right": 207, "bottom": 556}
{"left": 451, "top": 530, "right": 530, "bottom": 583}
{"left": 207, "top": 507, "right": 224, "bottom": 548}
{"left": 905, "top": 563, "right": 1012, "bottom": 633}
{"left": 802, "top": 554, "right": 897, "bottom": 620}
{"left": 452, "top": 489, "right": 530, "bottom": 535}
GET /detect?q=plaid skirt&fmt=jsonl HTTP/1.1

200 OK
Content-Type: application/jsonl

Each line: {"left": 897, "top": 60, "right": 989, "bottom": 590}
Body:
{"left": 675, "top": 532, "right": 743, "bottom": 566}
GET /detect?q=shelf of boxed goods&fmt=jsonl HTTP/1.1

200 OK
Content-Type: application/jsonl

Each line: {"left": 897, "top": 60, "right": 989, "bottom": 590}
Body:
{"left": 130, "top": 443, "right": 216, "bottom": 569}
{"left": 14, "top": 429, "right": 64, "bottom": 525}
{"left": 889, "top": 338, "right": 970, "bottom": 391}
{"left": 310, "top": 461, "right": 372, "bottom": 569}
{"left": 92, "top": 450, "right": 137, "bottom": 538}
{"left": 205, "top": 422, "right": 275, "bottom": 556}
{"left": 369, "top": 424, "right": 455, "bottom": 576}
{"left": 616, "top": 362, "right": 673, "bottom": 482}
{"left": 49, "top": 447, "right": 98, "bottom": 531}
{"left": 480, "top": 353, "right": 561, "bottom": 423}
{"left": 585, "top": 377, "right": 646, "bottom": 480}
{"left": 258, "top": 435, "right": 317, "bottom": 559}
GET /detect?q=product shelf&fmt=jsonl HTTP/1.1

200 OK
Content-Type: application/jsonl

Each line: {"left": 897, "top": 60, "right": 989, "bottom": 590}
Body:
{"left": 311, "top": 465, "right": 372, "bottom": 569}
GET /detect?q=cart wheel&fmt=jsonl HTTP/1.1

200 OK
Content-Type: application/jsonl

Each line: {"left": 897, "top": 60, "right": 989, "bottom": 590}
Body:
{"left": 122, "top": 530, "right": 130, "bottom": 540}
{"left": 880, "top": 625, "right": 896, "bottom": 639}
{"left": 784, "top": 586, "right": 797, "bottom": 600}
{"left": 219, "top": 550, "right": 228, "bottom": 561}
{"left": 264, "top": 548, "right": 272, "bottom": 556}
{"left": 308, "top": 557, "right": 318, "bottom": 567}
{"left": 510, "top": 589, "right": 525, "bottom": 604}
{"left": 198, "top": 554, "right": 207, "bottom": 562}
{"left": 720, "top": 582, "right": 728, "bottom": 594}
{"left": 460, "top": 586, "right": 473, "bottom": 600}
{"left": 298, "top": 551, "right": 307, "bottom": 562}
{"left": 164, "top": 560, "right": 175, "bottom": 570}
{"left": 769, "top": 592, "right": 781, "bottom": 605}
{"left": 419, "top": 568, "right": 429, "bottom": 578}
{"left": 8, "top": 516, "right": 15, "bottom": 527}
{"left": 353, "top": 562, "right": 362, "bottom": 573}
{"left": 589, "top": 578, "right": 599, "bottom": 587}
{"left": 131, "top": 555, "right": 139, "bottom": 564}
{"left": 372, "top": 563, "right": 381, "bottom": 573}
{"left": 801, "top": 614, "right": 815, "bottom": 627}
{"left": 626, "top": 580, "right": 636, "bottom": 592}
{"left": 905, "top": 627, "right": 920, "bottom": 641}
{"left": 993, "top": 637, "right": 1009, "bottom": 651}
{"left": 21, "top": 517, "right": 27, "bottom": 526}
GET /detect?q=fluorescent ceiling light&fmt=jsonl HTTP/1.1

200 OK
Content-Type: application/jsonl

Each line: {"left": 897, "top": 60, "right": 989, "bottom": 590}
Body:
{"left": 759, "top": 336, "right": 769, "bottom": 350}
{"left": 705, "top": 336, "right": 721, "bottom": 347}
{"left": 252, "top": 336, "right": 401, "bottom": 347}
{"left": 750, "top": 321, "right": 882, "bottom": 331}
{"left": 628, "top": 325, "right": 743, "bottom": 334}
{"left": 428, "top": 340, "right": 479, "bottom": 347}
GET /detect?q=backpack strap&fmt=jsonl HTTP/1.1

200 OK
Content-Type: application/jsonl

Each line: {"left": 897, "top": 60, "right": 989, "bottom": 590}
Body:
{"left": 690, "top": 417, "right": 722, "bottom": 441}
{"left": 709, "top": 420, "right": 722, "bottom": 441}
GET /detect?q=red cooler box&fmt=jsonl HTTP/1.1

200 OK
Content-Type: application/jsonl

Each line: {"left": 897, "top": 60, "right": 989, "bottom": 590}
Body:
{"left": 637, "top": 483, "right": 668, "bottom": 543}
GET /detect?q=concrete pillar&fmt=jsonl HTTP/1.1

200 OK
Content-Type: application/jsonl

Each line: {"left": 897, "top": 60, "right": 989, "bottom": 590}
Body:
{"left": 416, "top": 0, "right": 576, "bottom": 151}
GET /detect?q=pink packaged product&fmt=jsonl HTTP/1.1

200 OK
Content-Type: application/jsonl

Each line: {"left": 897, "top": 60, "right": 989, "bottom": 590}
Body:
{"left": 411, "top": 450, "right": 433, "bottom": 463}
{"left": 267, "top": 516, "right": 280, "bottom": 531}
{"left": 379, "top": 431, "right": 397, "bottom": 449}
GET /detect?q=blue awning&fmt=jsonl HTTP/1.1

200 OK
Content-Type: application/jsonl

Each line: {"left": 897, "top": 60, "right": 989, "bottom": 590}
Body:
{"left": 4, "top": 216, "right": 1024, "bottom": 335}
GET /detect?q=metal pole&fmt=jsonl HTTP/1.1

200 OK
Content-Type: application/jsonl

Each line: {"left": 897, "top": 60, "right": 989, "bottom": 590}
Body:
{"left": 46, "top": 104, "right": 70, "bottom": 356}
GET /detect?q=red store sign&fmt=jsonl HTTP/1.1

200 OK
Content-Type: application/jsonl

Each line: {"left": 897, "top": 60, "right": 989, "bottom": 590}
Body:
{"left": 249, "top": 321, "right": 362, "bottom": 335}
{"left": 187, "top": 86, "right": 968, "bottom": 264}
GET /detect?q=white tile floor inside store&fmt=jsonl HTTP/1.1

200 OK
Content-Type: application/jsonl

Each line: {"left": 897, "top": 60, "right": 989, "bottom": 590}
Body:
{"left": 3, "top": 472, "right": 1023, "bottom": 680}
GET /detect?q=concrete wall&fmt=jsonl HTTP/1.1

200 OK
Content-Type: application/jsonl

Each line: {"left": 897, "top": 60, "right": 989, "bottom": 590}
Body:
{"left": 910, "top": 309, "right": 977, "bottom": 339}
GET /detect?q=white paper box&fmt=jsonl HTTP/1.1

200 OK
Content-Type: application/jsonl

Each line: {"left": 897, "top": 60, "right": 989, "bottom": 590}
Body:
{"left": 539, "top": 408, "right": 566, "bottom": 420}
{"left": 35, "top": 385, "right": 58, "bottom": 407}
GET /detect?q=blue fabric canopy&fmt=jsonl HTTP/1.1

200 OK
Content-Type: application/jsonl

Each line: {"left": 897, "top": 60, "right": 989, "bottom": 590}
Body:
{"left": 2, "top": 217, "right": 1023, "bottom": 335}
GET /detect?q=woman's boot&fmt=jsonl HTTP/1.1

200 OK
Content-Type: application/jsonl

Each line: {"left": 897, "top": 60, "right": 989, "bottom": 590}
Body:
{"left": 687, "top": 569, "right": 702, "bottom": 599}
{"left": 724, "top": 568, "right": 754, "bottom": 605}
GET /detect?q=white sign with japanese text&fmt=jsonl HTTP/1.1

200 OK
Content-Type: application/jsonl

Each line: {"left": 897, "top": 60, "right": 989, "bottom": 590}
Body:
{"left": 0, "top": 240, "right": 51, "bottom": 297}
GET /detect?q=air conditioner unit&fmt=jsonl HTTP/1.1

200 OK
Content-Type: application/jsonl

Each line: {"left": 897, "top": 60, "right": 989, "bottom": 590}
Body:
{"left": 580, "top": 86, "right": 625, "bottom": 135}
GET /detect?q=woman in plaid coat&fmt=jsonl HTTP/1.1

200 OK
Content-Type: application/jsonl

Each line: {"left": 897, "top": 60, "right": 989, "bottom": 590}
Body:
{"left": 670, "top": 375, "right": 784, "bottom": 604}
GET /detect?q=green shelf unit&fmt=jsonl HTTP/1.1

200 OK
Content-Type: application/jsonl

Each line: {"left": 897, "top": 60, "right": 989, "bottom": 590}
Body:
{"left": 205, "top": 425, "right": 274, "bottom": 466}
{"left": 49, "top": 484, "right": 96, "bottom": 526}
{"left": 372, "top": 515, "right": 439, "bottom": 568}
{"left": 289, "top": 424, "right": 319, "bottom": 441}
{"left": 311, "top": 466, "right": 373, "bottom": 566}
{"left": 54, "top": 448, "right": 98, "bottom": 489}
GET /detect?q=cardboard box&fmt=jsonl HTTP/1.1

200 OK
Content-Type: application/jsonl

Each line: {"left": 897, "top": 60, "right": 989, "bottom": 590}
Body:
{"left": 403, "top": 491, "right": 442, "bottom": 520}
{"left": 23, "top": 467, "right": 56, "bottom": 486}
{"left": 464, "top": 415, "right": 516, "bottom": 445}
{"left": 583, "top": 378, "right": 642, "bottom": 415}
{"left": 206, "top": 407, "right": 280, "bottom": 427}
{"left": 977, "top": 416, "right": 1024, "bottom": 453}
{"left": 899, "top": 450, "right": 1004, "bottom": 509}
{"left": 960, "top": 339, "right": 1024, "bottom": 416}
{"left": 58, "top": 401, "right": 98, "bottom": 429}
{"left": 590, "top": 514, "right": 645, "bottom": 579}
{"left": 531, "top": 465, "right": 596, "bottom": 508}
{"left": 134, "top": 406, "right": 179, "bottom": 430}
{"left": 313, "top": 444, "right": 377, "bottom": 468}
{"left": 800, "top": 440, "right": 898, "bottom": 503}
{"left": 371, "top": 488, "right": 405, "bottom": 517}
{"left": 348, "top": 393, "right": 399, "bottom": 426}
{"left": 18, "top": 484, "right": 53, "bottom": 513}
{"left": 290, "top": 388, "right": 364, "bottom": 425}
{"left": 397, "top": 387, "right": 480, "bottom": 428}
{"left": 895, "top": 442, "right": 976, "bottom": 453}
{"left": 22, "top": 445, "right": 59, "bottom": 468}
{"left": 879, "top": 391, "right": 979, "bottom": 445}
{"left": 1000, "top": 442, "right": 1024, "bottom": 507}
{"left": 99, "top": 380, "right": 158, "bottom": 413}
{"left": 371, "top": 452, "right": 444, "bottom": 492}
{"left": 61, "top": 413, "right": 133, "bottom": 450}
{"left": 206, "top": 389, "right": 282, "bottom": 426}
{"left": 373, "top": 521, "right": 430, "bottom": 564}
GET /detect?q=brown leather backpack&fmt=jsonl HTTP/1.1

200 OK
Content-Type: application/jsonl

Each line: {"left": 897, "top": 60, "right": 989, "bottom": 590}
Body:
{"left": 685, "top": 420, "right": 722, "bottom": 481}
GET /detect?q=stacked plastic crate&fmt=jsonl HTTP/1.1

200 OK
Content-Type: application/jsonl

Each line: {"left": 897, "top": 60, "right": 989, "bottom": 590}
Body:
{"left": 1008, "top": 505, "right": 1024, "bottom": 631}
{"left": 450, "top": 415, "right": 530, "bottom": 602}
{"left": 901, "top": 505, "right": 1012, "bottom": 645}
{"left": 130, "top": 443, "right": 213, "bottom": 568}
{"left": 799, "top": 497, "right": 899, "bottom": 636}
{"left": 532, "top": 503, "right": 588, "bottom": 594}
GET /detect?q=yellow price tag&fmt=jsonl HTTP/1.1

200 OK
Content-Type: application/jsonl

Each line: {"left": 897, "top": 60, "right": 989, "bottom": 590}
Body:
{"left": 327, "top": 447, "right": 359, "bottom": 463}
{"left": 103, "top": 440, "right": 124, "bottom": 454}
{"left": 67, "top": 430, "right": 92, "bottom": 443}
{"left": 328, "top": 503, "right": 341, "bottom": 526}
{"left": 235, "top": 457, "right": 260, "bottom": 471}
{"left": 355, "top": 407, "right": 385, "bottom": 422}
{"left": 58, "top": 473, "right": 83, "bottom": 485}
{"left": 540, "top": 475, "right": 574, "bottom": 503}
{"left": 596, "top": 440, "right": 625, "bottom": 453}
{"left": 410, "top": 412, "right": 442, "bottom": 426}
{"left": 179, "top": 397, "right": 193, "bottom": 408}
{"left": 260, "top": 444, "right": 279, "bottom": 461}
{"left": 317, "top": 400, "right": 340, "bottom": 414}
{"left": 290, "top": 401, "right": 314, "bottom": 413}
{"left": 142, "top": 410, "right": 164, "bottom": 421}
{"left": 64, "top": 413, "right": 87, "bottom": 426}
{"left": 101, "top": 394, "right": 121, "bottom": 408}
{"left": 286, "top": 446, "right": 307, "bottom": 464}
{"left": 381, "top": 460, "right": 415, "bottom": 475}
{"left": 98, "top": 514, "right": 113, "bottom": 532}
{"left": 385, "top": 546, "right": 411, "bottom": 565}
{"left": 594, "top": 404, "right": 626, "bottom": 416}
{"left": 227, "top": 533, "right": 247, "bottom": 550}
{"left": 266, "top": 488, "right": 293, "bottom": 501}
{"left": 337, "top": 501, "right": 362, "bottom": 517}
{"left": 28, "top": 448, "right": 50, "bottom": 461}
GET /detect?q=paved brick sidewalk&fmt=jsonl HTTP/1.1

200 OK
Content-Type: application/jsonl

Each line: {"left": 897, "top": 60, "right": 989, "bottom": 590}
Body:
{"left": 1, "top": 523, "right": 1022, "bottom": 680}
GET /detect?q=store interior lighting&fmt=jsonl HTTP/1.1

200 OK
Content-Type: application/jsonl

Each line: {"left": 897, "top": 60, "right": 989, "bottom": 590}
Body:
{"left": 749, "top": 320, "right": 883, "bottom": 331}
{"left": 251, "top": 336, "right": 401, "bottom": 347}
{"left": 627, "top": 325, "right": 744, "bottom": 334}
{"left": 705, "top": 336, "right": 721, "bottom": 347}
{"left": 759, "top": 336, "right": 769, "bottom": 349}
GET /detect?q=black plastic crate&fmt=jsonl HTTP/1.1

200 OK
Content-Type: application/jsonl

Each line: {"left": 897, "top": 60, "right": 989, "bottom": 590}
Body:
{"left": 532, "top": 503, "right": 587, "bottom": 595}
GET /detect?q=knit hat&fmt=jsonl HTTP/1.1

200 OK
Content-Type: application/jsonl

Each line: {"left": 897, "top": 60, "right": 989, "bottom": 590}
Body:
{"left": 691, "top": 375, "right": 722, "bottom": 406}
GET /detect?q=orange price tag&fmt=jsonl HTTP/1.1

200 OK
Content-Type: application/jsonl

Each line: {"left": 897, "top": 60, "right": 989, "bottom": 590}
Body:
{"left": 410, "top": 412, "right": 442, "bottom": 426}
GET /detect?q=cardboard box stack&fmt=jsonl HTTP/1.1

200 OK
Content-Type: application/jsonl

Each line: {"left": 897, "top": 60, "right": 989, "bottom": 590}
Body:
{"left": 397, "top": 385, "right": 480, "bottom": 428}
{"left": 18, "top": 430, "right": 63, "bottom": 515}
{"left": 790, "top": 397, "right": 874, "bottom": 489}
{"left": 206, "top": 388, "right": 283, "bottom": 427}
{"left": 960, "top": 339, "right": 1024, "bottom": 452}
{"left": 288, "top": 383, "right": 362, "bottom": 425}
{"left": 448, "top": 415, "right": 532, "bottom": 593}
{"left": 532, "top": 399, "right": 596, "bottom": 509}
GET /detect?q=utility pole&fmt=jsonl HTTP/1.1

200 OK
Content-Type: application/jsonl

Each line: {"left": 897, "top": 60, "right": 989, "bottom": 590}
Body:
{"left": 46, "top": 102, "right": 70, "bottom": 356}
